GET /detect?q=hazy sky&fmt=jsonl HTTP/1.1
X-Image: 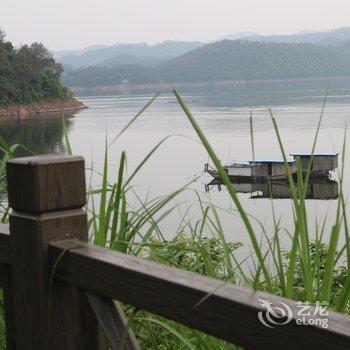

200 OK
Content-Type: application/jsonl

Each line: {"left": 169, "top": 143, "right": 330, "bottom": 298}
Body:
{"left": 1, "top": 0, "right": 350, "bottom": 51}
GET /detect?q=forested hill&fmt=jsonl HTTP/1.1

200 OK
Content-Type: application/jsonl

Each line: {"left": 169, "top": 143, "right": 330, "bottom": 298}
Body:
{"left": 56, "top": 41, "right": 204, "bottom": 68}
{"left": 62, "top": 40, "right": 350, "bottom": 87}
{"left": 158, "top": 40, "right": 350, "bottom": 82}
{"left": 0, "top": 29, "right": 71, "bottom": 106}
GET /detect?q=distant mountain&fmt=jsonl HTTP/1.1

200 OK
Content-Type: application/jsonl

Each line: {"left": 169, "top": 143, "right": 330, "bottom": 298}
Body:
{"left": 56, "top": 41, "right": 204, "bottom": 68}
{"left": 213, "top": 31, "right": 257, "bottom": 42}
{"left": 296, "top": 29, "right": 320, "bottom": 35}
{"left": 54, "top": 44, "right": 109, "bottom": 59}
{"left": 219, "top": 27, "right": 350, "bottom": 46}
{"left": 57, "top": 26, "right": 350, "bottom": 70}
{"left": 98, "top": 54, "right": 168, "bottom": 67}
{"left": 62, "top": 64, "right": 157, "bottom": 87}
{"left": 62, "top": 40, "right": 350, "bottom": 87}
{"left": 157, "top": 40, "right": 350, "bottom": 83}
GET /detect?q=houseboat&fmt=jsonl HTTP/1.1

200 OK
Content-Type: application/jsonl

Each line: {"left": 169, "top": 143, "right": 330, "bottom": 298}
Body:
{"left": 290, "top": 153, "right": 338, "bottom": 178}
{"left": 205, "top": 158, "right": 297, "bottom": 181}
{"left": 205, "top": 153, "right": 338, "bottom": 182}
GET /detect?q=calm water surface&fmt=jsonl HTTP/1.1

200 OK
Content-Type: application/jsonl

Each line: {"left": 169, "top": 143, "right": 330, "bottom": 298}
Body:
{"left": 2, "top": 79, "right": 350, "bottom": 251}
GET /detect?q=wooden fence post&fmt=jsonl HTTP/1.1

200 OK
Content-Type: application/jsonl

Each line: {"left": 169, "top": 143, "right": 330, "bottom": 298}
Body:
{"left": 6, "top": 155, "right": 102, "bottom": 349}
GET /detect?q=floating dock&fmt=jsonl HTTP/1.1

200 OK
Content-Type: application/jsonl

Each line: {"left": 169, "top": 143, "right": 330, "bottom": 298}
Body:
{"left": 205, "top": 153, "right": 338, "bottom": 181}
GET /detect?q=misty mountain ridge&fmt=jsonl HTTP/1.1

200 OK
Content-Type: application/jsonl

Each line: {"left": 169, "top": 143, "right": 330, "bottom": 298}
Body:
{"left": 62, "top": 40, "right": 350, "bottom": 88}
{"left": 56, "top": 40, "right": 203, "bottom": 68}
{"left": 214, "top": 31, "right": 258, "bottom": 41}
{"left": 219, "top": 26, "right": 350, "bottom": 45}
{"left": 98, "top": 54, "right": 168, "bottom": 68}
{"left": 56, "top": 26, "right": 350, "bottom": 70}
{"left": 54, "top": 44, "right": 110, "bottom": 59}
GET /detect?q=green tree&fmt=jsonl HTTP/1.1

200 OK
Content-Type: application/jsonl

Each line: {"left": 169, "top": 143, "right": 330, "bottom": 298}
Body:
{"left": 0, "top": 29, "right": 70, "bottom": 106}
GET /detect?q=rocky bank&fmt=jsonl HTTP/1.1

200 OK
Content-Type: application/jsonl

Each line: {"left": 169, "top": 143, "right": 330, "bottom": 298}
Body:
{"left": 0, "top": 97, "right": 86, "bottom": 119}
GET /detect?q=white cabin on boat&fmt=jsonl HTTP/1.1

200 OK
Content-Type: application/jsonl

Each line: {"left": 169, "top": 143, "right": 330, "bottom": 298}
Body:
{"left": 227, "top": 163, "right": 251, "bottom": 177}
{"left": 225, "top": 158, "right": 296, "bottom": 180}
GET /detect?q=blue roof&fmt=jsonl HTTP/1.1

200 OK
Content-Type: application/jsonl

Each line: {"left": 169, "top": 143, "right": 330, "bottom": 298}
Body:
{"left": 290, "top": 153, "right": 338, "bottom": 156}
{"left": 248, "top": 158, "right": 295, "bottom": 163}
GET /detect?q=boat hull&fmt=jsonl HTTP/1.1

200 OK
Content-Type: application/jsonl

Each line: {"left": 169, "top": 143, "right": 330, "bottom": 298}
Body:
{"left": 206, "top": 170, "right": 292, "bottom": 182}
{"left": 205, "top": 166, "right": 331, "bottom": 182}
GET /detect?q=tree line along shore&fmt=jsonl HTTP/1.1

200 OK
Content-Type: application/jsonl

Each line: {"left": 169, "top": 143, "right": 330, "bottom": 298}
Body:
{"left": 0, "top": 29, "right": 84, "bottom": 118}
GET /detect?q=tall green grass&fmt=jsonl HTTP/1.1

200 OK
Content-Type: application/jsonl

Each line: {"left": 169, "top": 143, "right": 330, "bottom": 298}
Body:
{"left": 0, "top": 90, "right": 349, "bottom": 349}
{"left": 80, "top": 90, "right": 350, "bottom": 348}
{"left": 174, "top": 89, "right": 350, "bottom": 308}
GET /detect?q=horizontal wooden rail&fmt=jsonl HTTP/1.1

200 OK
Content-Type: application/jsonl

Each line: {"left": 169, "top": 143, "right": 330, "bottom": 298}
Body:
{"left": 2, "top": 214, "right": 350, "bottom": 349}
{"left": 49, "top": 238, "right": 350, "bottom": 350}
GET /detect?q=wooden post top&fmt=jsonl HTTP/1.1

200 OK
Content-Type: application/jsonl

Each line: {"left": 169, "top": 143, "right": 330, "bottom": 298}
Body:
{"left": 6, "top": 154, "right": 86, "bottom": 214}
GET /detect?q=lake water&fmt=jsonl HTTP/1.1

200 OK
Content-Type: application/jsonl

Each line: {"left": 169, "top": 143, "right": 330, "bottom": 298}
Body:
{"left": 2, "top": 78, "right": 350, "bottom": 251}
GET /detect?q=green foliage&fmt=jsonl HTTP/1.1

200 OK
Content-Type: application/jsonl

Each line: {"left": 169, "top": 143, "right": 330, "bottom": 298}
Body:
{"left": 0, "top": 29, "right": 70, "bottom": 106}
{"left": 289, "top": 241, "right": 349, "bottom": 310}
{"left": 147, "top": 234, "right": 242, "bottom": 278}
{"left": 62, "top": 64, "right": 158, "bottom": 87}
{"left": 131, "top": 235, "right": 242, "bottom": 350}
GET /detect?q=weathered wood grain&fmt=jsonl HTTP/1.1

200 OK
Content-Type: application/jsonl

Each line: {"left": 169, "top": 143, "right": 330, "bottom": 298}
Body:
{"left": 6, "top": 155, "right": 86, "bottom": 213}
{"left": 0, "top": 225, "right": 10, "bottom": 265}
{"left": 86, "top": 293, "right": 141, "bottom": 350}
{"left": 50, "top": 239, "right": 350, "bottom": 350}
{"left": 6, "top": 155, "right": 102, "bottom": 349}
{"left": 1, "top": 265, "right": 14, "bottom": 350}
{"left": 0, "top": 226, "right": 13, "bottom": 348}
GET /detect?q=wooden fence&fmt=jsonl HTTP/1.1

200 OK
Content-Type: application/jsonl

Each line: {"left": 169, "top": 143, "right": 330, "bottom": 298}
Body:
{"left": 0, "top": 154, "right": 349, "bottom": 349}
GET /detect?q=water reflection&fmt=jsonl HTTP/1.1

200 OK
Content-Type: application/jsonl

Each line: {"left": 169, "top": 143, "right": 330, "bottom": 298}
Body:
{"left": 0, "top": 80, "right": 349, "bottom": 245}
{"left": 0, "top": 114, "right": 72, "bottom": 156}
{"left": 205, "top": 178, "right": 339, "bottom": 200}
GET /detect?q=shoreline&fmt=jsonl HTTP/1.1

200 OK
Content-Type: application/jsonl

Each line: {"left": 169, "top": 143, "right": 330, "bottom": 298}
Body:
{"left": 69, "top": 75, "right": 350, "bottom": 94}
{"left": 0, "top": 97, "right": 86, "bottom": 120}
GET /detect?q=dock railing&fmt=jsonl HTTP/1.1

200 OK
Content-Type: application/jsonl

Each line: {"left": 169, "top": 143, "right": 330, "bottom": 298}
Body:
{"left": 0, "top": 155, "right": 350, "bottom": 349}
